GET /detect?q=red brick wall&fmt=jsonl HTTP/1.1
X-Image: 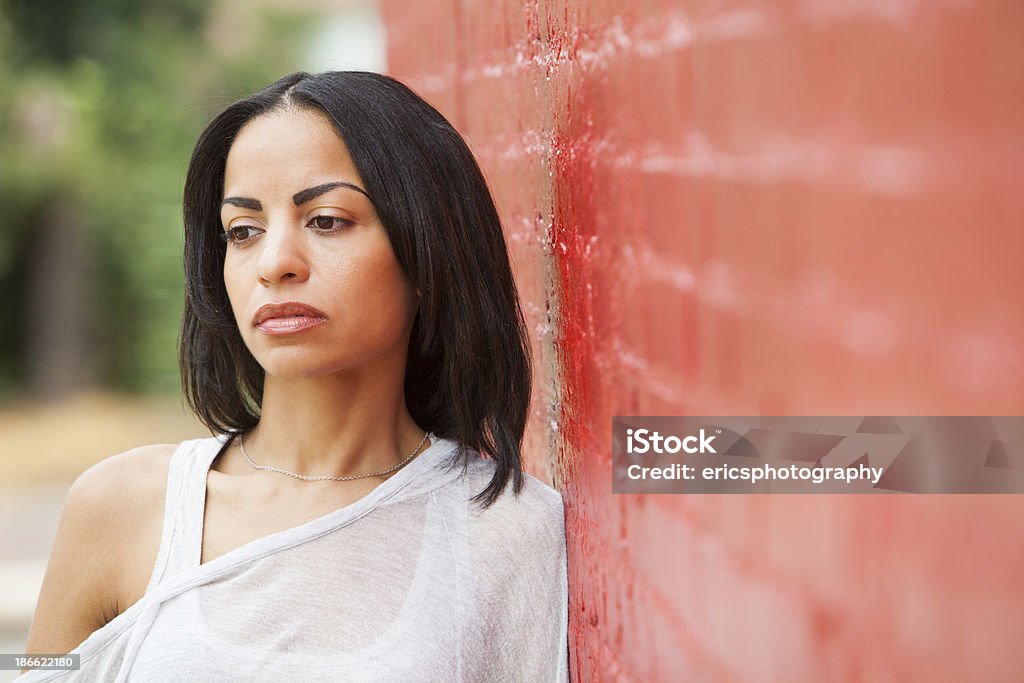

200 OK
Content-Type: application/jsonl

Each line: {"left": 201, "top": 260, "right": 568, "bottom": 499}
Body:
{"left": 380, "top": 1, "right": 1024, "bottom": 680}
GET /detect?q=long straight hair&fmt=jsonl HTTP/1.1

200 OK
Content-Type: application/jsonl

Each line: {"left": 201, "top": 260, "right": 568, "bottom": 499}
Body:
{"left": 179, "top": 71, "right": 532, "bottom": 508}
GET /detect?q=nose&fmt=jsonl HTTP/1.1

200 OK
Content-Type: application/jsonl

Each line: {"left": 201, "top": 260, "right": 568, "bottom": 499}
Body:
{"left": 257, "top": 224, "right": 309, "bottom": 286}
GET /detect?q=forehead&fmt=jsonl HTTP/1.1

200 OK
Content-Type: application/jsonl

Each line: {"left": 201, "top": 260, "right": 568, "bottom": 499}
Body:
{"left": 223, "top": 108, "right": 362, "bottom": 195}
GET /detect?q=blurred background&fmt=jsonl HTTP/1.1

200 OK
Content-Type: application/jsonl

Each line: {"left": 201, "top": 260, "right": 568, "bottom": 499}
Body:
{"left": 0, "top": 0, "right": 386, "bottom": 673}
{"left": 3, "top": 0, "right": 1024, "bottom": 681}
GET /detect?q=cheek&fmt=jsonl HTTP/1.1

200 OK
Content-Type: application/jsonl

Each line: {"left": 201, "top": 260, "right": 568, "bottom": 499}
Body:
{"left": 222, "top": 257, "right": 252, "bottom": 328}
{"left": 328, "top": 246, "right": 416, "bottom": 324}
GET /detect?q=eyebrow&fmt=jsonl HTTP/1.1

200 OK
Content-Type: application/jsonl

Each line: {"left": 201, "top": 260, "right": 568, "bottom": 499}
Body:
{"left": 221, "top": 196, "right": 262, "bottom": 211}
{"left": 293, "top": 181, "right": 369, "bottom": 206}
{"left": 221, "top": 181, "right": 369, "bottom": 211}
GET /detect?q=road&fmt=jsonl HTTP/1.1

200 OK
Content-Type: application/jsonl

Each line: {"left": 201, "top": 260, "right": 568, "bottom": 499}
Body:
{"left": 0, "top": 484, "right": 67, "bottom": 683}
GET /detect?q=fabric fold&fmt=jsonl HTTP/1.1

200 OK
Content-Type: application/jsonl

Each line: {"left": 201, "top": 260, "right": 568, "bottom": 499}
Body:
{"left": 17, "top": 434, "right": 568, "bottom": 682}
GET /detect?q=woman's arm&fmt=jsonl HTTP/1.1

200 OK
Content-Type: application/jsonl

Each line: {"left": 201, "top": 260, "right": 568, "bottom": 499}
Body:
{"left": 22, "top": 445, "right": 173, "bottom": 665}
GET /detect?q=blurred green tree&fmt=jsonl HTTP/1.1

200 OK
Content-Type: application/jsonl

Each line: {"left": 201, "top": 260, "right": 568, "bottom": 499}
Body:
{"left": 0, "top": 0, "right": 319, "bottom": 400}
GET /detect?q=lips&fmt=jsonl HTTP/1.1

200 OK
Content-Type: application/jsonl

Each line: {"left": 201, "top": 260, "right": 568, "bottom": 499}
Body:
{"left": 252, "top": 302, "right": 328, "bottom": 334}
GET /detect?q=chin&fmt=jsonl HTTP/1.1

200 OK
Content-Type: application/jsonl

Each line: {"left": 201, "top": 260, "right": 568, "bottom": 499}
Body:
{"left": 248, "top": 331, "right": 408, "bottom": 381}
{"left": 255, "top": 350, "right": 351, "bottom": 380}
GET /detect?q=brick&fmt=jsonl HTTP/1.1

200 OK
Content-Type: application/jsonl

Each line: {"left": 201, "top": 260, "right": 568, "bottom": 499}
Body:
{"left": 379, "top": 0, "right": 1024, "bottom": 679}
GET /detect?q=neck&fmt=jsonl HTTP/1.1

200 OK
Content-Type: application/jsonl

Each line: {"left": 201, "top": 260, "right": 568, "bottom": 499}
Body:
{"left": 243, "top": 366, "right": 427, "bottom": 480}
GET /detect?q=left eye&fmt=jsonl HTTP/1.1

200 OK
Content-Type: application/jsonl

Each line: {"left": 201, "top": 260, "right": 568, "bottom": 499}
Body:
{"left": 307, "top": 216, "right": 353, "bottom": 231}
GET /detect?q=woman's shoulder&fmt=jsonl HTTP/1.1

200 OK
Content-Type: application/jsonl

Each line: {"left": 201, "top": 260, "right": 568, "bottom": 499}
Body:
{"left": 457, "top": 455, "right": 567, "bottom": 597}
{"left": 68, "top": 442, "right": 191, "bottom": 604}
{"left": 461, "top": 454, "right": 566, "bottom": 538}
{"left": 60, "top": 443, "right": 181, "bottom": 582}
{"left": 25, "top": 443, "right": 183, "bottom": 654}
{"left": 69, "top": 435, "right": 223, "bottom": 511}
{"left": 68, "top": 442, "right": 179, "bottom": 511}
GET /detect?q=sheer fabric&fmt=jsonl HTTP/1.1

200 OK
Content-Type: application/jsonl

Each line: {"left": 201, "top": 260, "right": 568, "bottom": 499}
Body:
{"left": 18, "top": 434, "right": 569, "bottom": 682}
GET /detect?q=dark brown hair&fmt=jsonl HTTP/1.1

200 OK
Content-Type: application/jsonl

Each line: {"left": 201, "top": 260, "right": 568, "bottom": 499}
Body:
{"left": 179, "top": 71, "right": 531, "bottom": 508}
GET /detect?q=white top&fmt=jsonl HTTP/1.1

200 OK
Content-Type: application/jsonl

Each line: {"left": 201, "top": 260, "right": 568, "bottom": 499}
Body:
{"left": 18, "top": 434, "right": 570, "bottom": 682}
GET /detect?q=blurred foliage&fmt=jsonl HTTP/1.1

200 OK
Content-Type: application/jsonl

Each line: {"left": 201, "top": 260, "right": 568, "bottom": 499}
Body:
{"left": 0, "top": 0, "right": 323, "bottom": 398}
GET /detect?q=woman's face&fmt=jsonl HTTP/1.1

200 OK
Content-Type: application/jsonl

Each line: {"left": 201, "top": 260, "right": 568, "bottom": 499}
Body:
{"left": 220, "top": 107, "right": 418, "bottom": 379}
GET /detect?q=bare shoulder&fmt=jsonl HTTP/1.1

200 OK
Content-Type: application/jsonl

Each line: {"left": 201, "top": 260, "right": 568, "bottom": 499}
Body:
{"left": 65, "top": 443, "right": 179, "bottom": 604}
{"left": 23, "top": 443, "right": 178, "bottom": 658}
{"left": 59, "top": 443, "right": 177, "bottom": 548}
{"left": 72, "top": 442, "right": 177, "bottom": 508}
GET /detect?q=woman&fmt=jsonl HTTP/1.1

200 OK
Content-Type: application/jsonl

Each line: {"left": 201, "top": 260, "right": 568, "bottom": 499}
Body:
{"left": 21, "top": 71, "right": 569, "bottom": 681}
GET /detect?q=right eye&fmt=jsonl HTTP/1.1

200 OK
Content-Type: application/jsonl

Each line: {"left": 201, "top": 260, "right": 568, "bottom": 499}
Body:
{"left": 221, "top": 225, "right": 263, "bottom": 244}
